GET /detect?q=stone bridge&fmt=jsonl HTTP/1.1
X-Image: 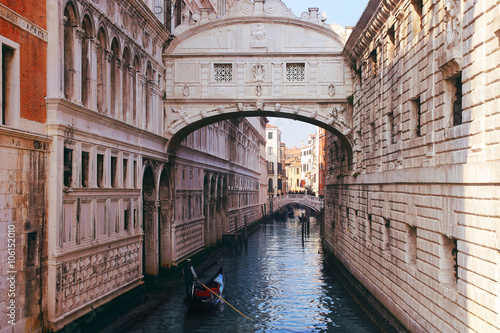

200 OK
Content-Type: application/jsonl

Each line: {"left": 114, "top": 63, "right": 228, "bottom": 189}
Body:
{"left": 268, "top": 194, "right": 324, "bottom": 214}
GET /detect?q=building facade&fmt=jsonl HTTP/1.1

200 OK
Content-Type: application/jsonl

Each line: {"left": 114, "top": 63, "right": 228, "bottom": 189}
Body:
{"left": 0, "top": 0, "right": 48, "bottom": 331}
{"left": 265, "top": 124, "right": 282, "bottom": 195}
{"left": 301, "top": 133, "right": 319, "bottom": 194}
{"left": 323, "top": 0, "right": 500, "bottom": 331}
{"left": 285, "top": 146, "right": 302, "bottom": 192}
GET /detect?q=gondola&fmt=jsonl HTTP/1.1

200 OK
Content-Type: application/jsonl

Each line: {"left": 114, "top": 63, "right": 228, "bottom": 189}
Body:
{"left": 184, "top": 261, "right": 224, "bottom": 310}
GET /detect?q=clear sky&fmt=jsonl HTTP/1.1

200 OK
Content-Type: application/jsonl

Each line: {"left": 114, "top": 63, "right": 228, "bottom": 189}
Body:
{"left": 268, "top": 0, "right": 369, "bottom": 148}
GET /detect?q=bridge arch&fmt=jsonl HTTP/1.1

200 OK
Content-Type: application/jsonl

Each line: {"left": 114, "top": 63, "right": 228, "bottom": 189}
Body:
{"left": 162, "top": 0, "right": 355, "bottom": 169}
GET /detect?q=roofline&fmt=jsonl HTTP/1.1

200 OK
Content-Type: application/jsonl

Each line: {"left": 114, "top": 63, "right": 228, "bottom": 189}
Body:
{"left": 343, "top": 0, "right": 401, "bottom": 65}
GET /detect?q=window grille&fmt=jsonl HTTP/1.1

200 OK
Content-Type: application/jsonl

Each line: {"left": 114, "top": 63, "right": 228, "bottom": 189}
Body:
{"left": 286, "top": 63, "right": 305, "bottom": 81}
{"left": 214, "top": 63, "right": 232, "bottom": 82}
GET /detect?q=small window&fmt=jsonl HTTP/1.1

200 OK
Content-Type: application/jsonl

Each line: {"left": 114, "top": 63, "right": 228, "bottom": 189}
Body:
{"left": 133, "top": 160, "right": 138, "bottom": 188}
{"left": 384, "top": 218, "right": 391, "bottom": 251}
{"left": 81, "top": 151, "right": 89, "bottom": 187}
{"left": 64, "top": 147, "right": 73, "bottom": 187}
{"left": 268, "top": 132, "right": 273, "bottom": 139}
{"left": 26, "top": 232, "right": 38, "bottom": 267}
{"left": 450, "top": 75, "right": 463, "bottom": 126}
{"left": 1, "top": 44, "right": 17, "bottom": 126}
{"left": 286, "top": 63, "right": 305, "bottom": 82}
{"left": 214, "top": 63, "right": 232, "bottom": 82}
{"left": 387, "top": 112, "right": 395, "bottom": 143}
{"left": 369, "top": 49, "right": 377, "bottom": 76}
{"left": 407, "top": 225, "right": 417, "bottom": 264}
{"left": 387, "top": 25, "right": 396, "bottom": 59}
{"left": 124, "top": 208, "right": 130, "bottom": 231}
{"left": 413, "top": 97, "right": 422, "bottom": 137}
{"left": 97, "top": 154, "right": 104, "bottom": 187}
{"left": 123, "top": 158, "right": 128, "bottom": 187}
{"left": 412, "top": 0, "right": 423, "bottom": 31}
{"left": 268, "top": 147, "right": 273, "bottom": 155}
{"left": 111, "top": 156, "right": 117, "bottom": 188}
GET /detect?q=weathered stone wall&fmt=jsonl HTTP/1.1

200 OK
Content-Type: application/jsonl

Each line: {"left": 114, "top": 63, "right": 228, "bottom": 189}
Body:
{"left": 0, "top": 130, "right": 48, "bottom": 333}
{"left": 324, "top": 0, "right": 500, "bottom": 331}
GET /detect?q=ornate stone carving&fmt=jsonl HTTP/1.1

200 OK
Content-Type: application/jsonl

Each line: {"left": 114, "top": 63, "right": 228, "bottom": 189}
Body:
{"left": 182, "top": 85, "right": 190, "bottom": 97}
{"left": 55, "top": 242, "right": 141, "bottom": 316}
{"left": 327, "top": 106, "right": 348, "bottom": 127}
{"left": 292, "top": 105, "right": 300, "bottom": 114}
{"left": 200, "top": 110, "right": 208, "bottom": 118}
{"left": 172, "top": 107, "right": 191, "bottom": 124}
{"left": 255, "top": 84, "right": 263, "bottom": 96}
{"left": 443, "top": 0, "right": 460, "bottom": 49}
{"left": 328, "top": 84, "right": 336, "bottom": 97}
{"left": 251, "top": 23, "right": 266, "bottom": 42}
{"left": 217, "top": 105, "right": 225, "bottom": 114}
{"left": 311, "top": 110, "right": 317, "bottom": 119}
{"left": 256, "top": 100, "right": 264, "bottom": 110}
{"left": 252, "top": 63, "right": 265, "bottom": 82}
{"left": 237, "top": 103, "right": 244, "bottom": 111}
{"left": 275, "top": 103, "right": 281, "bottom": 112}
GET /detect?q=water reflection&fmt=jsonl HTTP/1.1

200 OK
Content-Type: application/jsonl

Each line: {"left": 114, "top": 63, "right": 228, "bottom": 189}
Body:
{"left": 125, "top": 217, "right": 381, "bottom": 332}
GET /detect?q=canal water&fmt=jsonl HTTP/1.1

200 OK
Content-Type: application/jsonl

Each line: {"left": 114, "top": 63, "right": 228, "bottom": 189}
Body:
{"left": 125, "top": 217, "right": 382, "bottom": 332}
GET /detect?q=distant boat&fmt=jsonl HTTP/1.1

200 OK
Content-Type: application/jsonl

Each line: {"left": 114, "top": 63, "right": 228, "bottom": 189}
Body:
{"left": 184, "top": 262, "right": 224, "bottom": 310}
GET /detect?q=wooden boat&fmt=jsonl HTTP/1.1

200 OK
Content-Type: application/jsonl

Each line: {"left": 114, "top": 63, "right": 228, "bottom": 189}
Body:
{"left": 184, "top": 262, "right": 224, "bottom": 310}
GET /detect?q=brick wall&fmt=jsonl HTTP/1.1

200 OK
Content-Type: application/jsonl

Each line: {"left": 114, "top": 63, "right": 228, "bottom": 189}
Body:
{"left": 0, "top": 3, "right": 47, "bottom": 124}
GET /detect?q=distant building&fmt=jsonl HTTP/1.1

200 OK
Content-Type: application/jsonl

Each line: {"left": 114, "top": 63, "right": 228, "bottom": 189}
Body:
{"left": 301, "top": 134, "right": 318, "bottom": 195}
{"left": 285, "top": 147, "right": 302, "bottom": 192}
{"left": 265, "top": 124, "right": 282, "bottom": 195}
{"left": 317, "top": 127, "right": 326, "bottom": 197}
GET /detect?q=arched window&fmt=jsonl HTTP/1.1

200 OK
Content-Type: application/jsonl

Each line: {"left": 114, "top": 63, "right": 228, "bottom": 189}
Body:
{"left": 268, "top": 178, "right": 273, "bottom": 193}
{"left": 145, "top": 62, "right": 153, "bottom": 130}
{"left": 96, "top": 28, "right": 107, "bottom": 113}
{"left": 122, "top": 47, "right": 131, "bottom": 123}
{"left": 63, "top": 3, "right": 77, "bottom": 100}
{"left": 110, "top": 38, "right": 120, "bottom": 118}
{"left": 81, "top": 15, "right": 93, "bottom": 108}
{"left": 132, "top": 55, "right": 140, "bottom": 126}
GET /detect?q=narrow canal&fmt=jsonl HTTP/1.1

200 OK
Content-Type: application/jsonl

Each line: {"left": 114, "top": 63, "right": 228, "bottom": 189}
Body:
{"left": 125, "top": 216, "right": 383, "bottom": 332}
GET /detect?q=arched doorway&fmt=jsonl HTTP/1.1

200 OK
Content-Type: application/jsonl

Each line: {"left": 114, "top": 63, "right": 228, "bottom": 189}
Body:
{"left": 142, "top": 165, "right": 158, "bottom": 276}
{"left": 159, "top": 166, "right": 172, "bottom": 270}
{"left": 203, "top": 174, "right": 210, "bottom": 247}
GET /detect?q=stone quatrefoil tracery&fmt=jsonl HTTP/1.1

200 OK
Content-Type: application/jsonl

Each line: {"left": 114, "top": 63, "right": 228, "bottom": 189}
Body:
{"left": 55, "top": 242, "right": 141, "bottom": 315}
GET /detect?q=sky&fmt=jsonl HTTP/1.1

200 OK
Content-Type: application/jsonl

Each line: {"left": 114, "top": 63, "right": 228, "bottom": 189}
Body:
{"left": 268, "top": 0, "right": 369, "bottom": 148}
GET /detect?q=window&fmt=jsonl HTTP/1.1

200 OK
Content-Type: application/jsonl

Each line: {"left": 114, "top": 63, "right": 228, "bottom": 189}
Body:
{"left": 296, "top": 179, "right": 299, "bottom": 187}
{"left": 286, "top": 63, "right": 305, "bottom": 82}
{"left": 133, "top": 160, "right": 138, "bottom": 188}
{"left": 412, "top": 0, "right": 423, "bottom": 31}
{"left": 268, "top": 132, "right": 273, "bottom": 139}
{"left": 26, "top": 232, "right": 38, "bottom": 267}
{"left": 383, "top": 218, "right": 391, "bottom": 251}
{"left": 64, "top": 147, "right": 73, "bottom": 187}
{"left": 413, "top": 97, "right": 422, "bottom": 137}
{"left": 387, "top": 25, "right": 396, "bottom": 59}
{"left": 111, "top": 156, "right": 118, "bottom": 187}
{"left": 1, "top": 39, "right": 19, "bottom": 126}
{"left": 369, "top": 49, "right": 377, "bottom": 76}
{"left": 214, "top": 63, "right": 232, "bottom": 82}
{"left": 441, "top": 236, "right": 459, "bottom": 284}
{"left": 450, "top": 74, "right": 463, "bottom": 126}
{"left": 81, "top": 151, "right": 89, "bottom": 187}
{"left": 406, "top": 225, "right": 417, "bottom": 264}
{"left": 123, "top": 158, "right": 128, "bottom": 187}
{"left": 387, "top": 112, "right": 395, "bottom": 144}
{"left": 267, "top": 147, "right": 273, "bottom": 155}
{"left": 97, "top": 154, "right": 104, "bottom": 187}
